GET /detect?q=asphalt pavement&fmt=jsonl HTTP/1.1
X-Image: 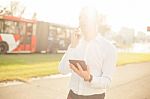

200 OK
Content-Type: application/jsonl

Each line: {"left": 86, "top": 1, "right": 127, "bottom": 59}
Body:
{"left": 0, "top": 62, "right": 150, "bottom": 99}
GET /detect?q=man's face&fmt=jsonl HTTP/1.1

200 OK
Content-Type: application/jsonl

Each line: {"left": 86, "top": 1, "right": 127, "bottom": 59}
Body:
{"left": 79, "top": 8, "right": 97, "bottom": 37}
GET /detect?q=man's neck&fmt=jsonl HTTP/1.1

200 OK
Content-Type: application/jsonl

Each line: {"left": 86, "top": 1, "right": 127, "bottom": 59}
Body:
{"left": 84, "top": 33, "right": 97, "bottom": 41}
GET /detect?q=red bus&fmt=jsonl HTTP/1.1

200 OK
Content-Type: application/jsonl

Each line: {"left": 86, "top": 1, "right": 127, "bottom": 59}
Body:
{"left": 0, "top": 15, "right": 36, "bottom": 53}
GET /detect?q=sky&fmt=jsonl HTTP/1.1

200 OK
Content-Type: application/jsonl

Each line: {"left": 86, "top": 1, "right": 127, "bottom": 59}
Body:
{"left": 1, "top": 0, "right": 150, "bottom": 33}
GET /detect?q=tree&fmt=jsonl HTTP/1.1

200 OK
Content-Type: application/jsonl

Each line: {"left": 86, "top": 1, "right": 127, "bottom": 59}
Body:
{"left": 10, "top": 0, "right": 26, "bottom": 17}
{"left": 0, "top": 0, "right": 25, "bottom": 17}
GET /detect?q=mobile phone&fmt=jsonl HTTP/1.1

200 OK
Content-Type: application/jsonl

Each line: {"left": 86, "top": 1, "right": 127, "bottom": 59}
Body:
{"left": 69, "top": 60, "right": 87, "bottom": 71}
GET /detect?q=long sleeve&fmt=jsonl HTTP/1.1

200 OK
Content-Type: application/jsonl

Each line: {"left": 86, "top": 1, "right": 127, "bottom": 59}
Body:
{"left": 58, "top": 46, "right": 76, "bottom": 75}
{"left": 90, "top": 45, "right": 117, "bottom": 89}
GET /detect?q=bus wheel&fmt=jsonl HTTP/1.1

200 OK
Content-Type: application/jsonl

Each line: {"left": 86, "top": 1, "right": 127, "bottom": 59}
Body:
{"left": 0, "top": 42, "right": 9, "bottom": 54}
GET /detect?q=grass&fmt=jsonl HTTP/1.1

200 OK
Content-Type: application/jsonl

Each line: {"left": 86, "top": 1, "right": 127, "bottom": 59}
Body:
{"left": 117, "top": 52, "right": 150, "bottom": 65}
{"left": 0, "top": 54, "right": 63, "bottom": 82}
{"left": 0, "top": 53, "right": 150, "bottom": 82}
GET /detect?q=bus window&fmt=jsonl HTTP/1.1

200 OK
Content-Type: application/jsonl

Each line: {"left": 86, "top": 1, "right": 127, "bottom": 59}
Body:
{"left": 4, "top": 21, "right": 16, "bottom": 34}
{"left": 18, "top": 22, "right": 26, "bottom": 35}
{"left": 14, "top": 22, "right": 19, "bottom": 34}
{"left": 0, "top": 20, "right": 3, "bottom": 33}
{"left": 26, "top": 23, "right": 33, "bottom": 35}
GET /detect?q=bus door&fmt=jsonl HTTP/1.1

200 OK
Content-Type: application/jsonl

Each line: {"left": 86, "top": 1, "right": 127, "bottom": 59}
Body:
{"left": 19, "top": 22, "right": 32, "bottom": 51}
{"left": 24, "top": 23, "right": 33, "bottom": 51}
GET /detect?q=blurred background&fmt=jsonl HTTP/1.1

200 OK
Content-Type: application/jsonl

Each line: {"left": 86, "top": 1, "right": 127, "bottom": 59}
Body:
{"left": 0, "top": 0, "right": 150, "bottom": 54}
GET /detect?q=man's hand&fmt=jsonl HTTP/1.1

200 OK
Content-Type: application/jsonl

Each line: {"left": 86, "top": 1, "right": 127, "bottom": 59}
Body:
{"left": 69, "top": 63, "right": 91, "bottom": 81}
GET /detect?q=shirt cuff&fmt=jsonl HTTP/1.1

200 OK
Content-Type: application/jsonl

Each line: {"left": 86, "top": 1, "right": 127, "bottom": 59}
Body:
{"left": 90, "top": 75, "right": 111, "bottom": 89}
{"left": 90, "top": 76, "right": 98, "bottom": 85}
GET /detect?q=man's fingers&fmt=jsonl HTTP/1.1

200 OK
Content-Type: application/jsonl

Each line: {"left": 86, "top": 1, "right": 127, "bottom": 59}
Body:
{"left": 87, "top": 65, "right": 90, "bottom": 73}
{"left": 77, "top": 63, "right": 83, "bottom": 72}
{"left": 69, "top": 64, "right": 80, "bottom": 74}
{"left": 69, "top": 64, "right": 75, "bottom": 70}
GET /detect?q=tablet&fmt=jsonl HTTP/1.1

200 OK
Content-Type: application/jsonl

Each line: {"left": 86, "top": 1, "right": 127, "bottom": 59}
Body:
{"left": 69, "top": 60, "right": 87, "bottom": 71}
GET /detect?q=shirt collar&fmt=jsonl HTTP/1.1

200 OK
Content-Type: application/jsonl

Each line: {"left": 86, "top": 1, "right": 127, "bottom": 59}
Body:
{"left": 80, "top": 33, "right": 101, "bottom": 43}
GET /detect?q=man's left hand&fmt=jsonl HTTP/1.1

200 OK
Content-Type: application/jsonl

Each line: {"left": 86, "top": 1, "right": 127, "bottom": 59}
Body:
{"left": 69, "top": 63, "right": 91, "bottom": 81}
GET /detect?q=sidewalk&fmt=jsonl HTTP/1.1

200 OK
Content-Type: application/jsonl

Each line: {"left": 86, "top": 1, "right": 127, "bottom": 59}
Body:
{"left": 0, "top": 62, "right": 150, "bottom": 99}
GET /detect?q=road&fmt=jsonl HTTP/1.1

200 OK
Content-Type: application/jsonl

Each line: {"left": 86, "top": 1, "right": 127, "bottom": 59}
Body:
{"left": 0, "top": 62, "right": 150, "bottom": 99}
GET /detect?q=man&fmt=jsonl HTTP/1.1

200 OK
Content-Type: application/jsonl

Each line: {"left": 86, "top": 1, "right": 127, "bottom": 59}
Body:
{"left": 59, "top": 7, "right": 117, "bottom": 99}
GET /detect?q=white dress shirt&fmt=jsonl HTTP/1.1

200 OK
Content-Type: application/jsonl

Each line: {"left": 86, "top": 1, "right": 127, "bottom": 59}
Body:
{"left": 59, "top": 34, "right": 117, "bottom": 96}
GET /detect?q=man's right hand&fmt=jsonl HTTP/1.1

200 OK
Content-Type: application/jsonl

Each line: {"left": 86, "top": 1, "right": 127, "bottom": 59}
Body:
{"left": 70, "top": 30, "right": 80, "bottom": 48}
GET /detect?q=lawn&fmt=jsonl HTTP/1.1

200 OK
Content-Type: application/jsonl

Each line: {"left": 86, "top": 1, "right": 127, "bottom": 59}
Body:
{"left": 0, "top": 53, "right": 150, "bottom": 82}
{"left": 117, "top": 52, "right": 150, "bottom": 65}
{"left": 0, "top": 54, "right": 62, "bottom": 82}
